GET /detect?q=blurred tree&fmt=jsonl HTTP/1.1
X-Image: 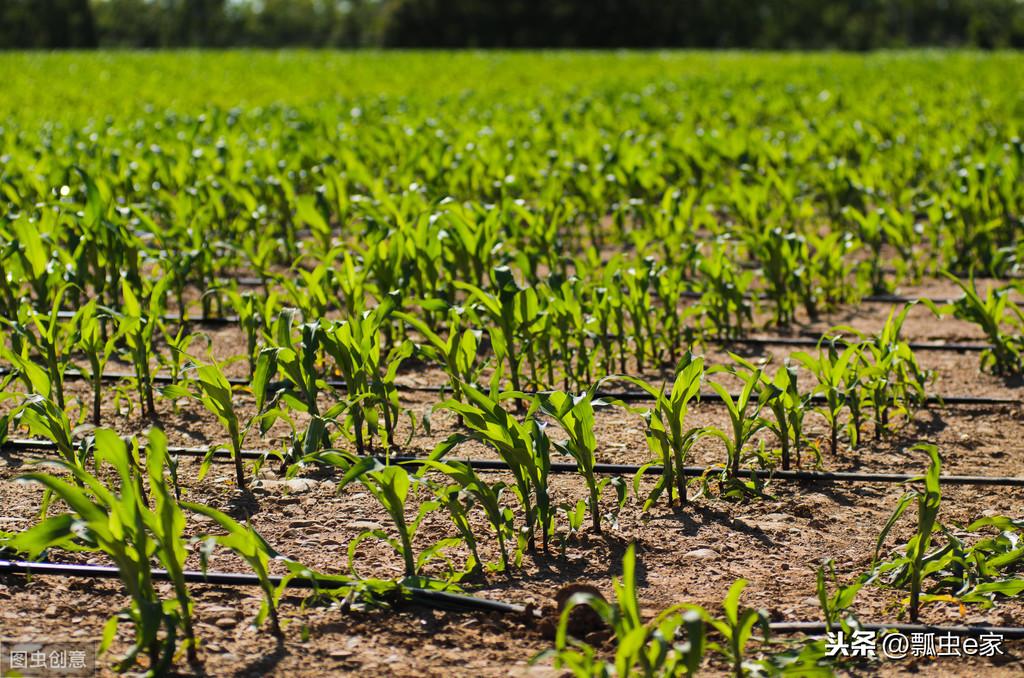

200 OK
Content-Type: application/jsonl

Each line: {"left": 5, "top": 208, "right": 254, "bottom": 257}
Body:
{"left": 1, "top": 0, "right": 1022, "bottom": 49}
{"left": 0, "top": 0, "right": 97, "bottom": 48}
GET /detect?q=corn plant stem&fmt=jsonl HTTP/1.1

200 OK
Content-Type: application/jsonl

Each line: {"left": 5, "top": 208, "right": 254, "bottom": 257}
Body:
{"left": 4, "top": 559, "right": 1024, "bottom": 639}
{"left": 6, "top": 439, "right": 1024, "bottom": 487}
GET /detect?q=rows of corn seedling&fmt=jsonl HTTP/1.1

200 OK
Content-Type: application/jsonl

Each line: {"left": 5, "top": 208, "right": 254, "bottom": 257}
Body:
{"left": 3, "top": 423, "right": 1022, "bottom": 675}
{"left": 2, "top": 52, "right": 1023, "bottom": 675}
{"left": 0, "top": 300, "right": 976, "bottom": 490}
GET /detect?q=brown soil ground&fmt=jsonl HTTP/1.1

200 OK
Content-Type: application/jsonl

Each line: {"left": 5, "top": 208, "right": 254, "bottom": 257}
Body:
{"left": 2, "top": 278, "right": 1023, "bottom": 676}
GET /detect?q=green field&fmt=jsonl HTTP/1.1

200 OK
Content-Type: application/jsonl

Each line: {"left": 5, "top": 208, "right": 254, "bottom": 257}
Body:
{"left": 1, "top": 51, "right": 1023, "bottom": 676}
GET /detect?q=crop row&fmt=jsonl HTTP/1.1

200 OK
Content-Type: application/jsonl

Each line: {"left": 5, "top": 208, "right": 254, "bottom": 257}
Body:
{"left": 2, "top": 422, "right": 1021, "bottom": 674}
{"left": 0, "top": 303, "right": 955, "bottom": 486}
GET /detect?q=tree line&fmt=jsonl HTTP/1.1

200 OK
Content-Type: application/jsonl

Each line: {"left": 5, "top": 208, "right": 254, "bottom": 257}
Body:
{"left": 2, "top": 0, "right": 1023, "bottom": 50}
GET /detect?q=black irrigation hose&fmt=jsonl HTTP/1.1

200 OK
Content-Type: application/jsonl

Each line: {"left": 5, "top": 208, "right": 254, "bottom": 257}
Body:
{"left": 0, "top": 559, "right": 527, "bottom": 616}
{"left": 390, "top": 456, "right": 1024, "bottom": 488}
{"left": 674, "top": 289, "right": 960, "bottom": 306}
{"left": 2, "top": 366, "right": 1015, "bottom": 406}
{"left": 53, "top": 310, "right": 240, "bottom": 325}
{"left": 50, "top": 308, "right": 991, "bottom": 354}
{"left": 224, "top": 272, "right": 966, "bottom": 306}
{"left": 2, "top": 560, "right": 1023, "bottom": 639}
{"left": 56, "top": 294, "right": 963, "bottom": 328}
{"left": 727, "top": 336, "right": 988, "bottom": 353}
{"left": 595, "top": 389, "right": 1019, "bottom": 407}
{"left": 5, "top": 438, "right": 1024, "bottom": 487}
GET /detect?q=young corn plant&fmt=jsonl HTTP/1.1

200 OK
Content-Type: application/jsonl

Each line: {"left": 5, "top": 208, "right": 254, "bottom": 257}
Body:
{"left": 695, "top": 242, "right": 754, "bottom": 340}
{"left": 937, "top": 275, "right": 1024, "bottom": 376}
{"left": 815, "top": 559, "right": 867, "bottom": 633}
{"left": 611, "top": 352, "right": 705, "bottom": 508}
{"left": 321, "top": 307, "right": 415, "bottom": 456}
{"left": 182, "top": 501, "right": 310, "bottom": 636}
{"left": 858, "top": 306, "right": 934, "bottom": 439}
{"left": 434, "top": 383, "right": 554, "bottom": 554}
{"left": 270, "top": 310, "right": 338, "bottom": 461}
{"left": 728, "top": 355, "right": 809, "bottom": 471}
{"left": 72, "top": 299, "right": 123, "bottom": 425}
{"left": 420, "top": 459, "right": 517, "bottom": 572}
{"left": 842, "top": 354, "right": 866, "bottom": 451}
{"left": 706, "top": 357, "right": 779, "bottom": 491}
{"left": 162, "top": 349, "right": 280, "bottom": 489}
{"left": 3, "top": 429, "right": 199, "bottom": 672}
{"left": 872, "top": 444, "right": 943, "bottom": 622}
{"left": 1, "top": 284, "right": 78, "bottom": 411}
{"left": 455, "top": 266, "right": 545, "bottom": 410}
{"left": 683, "top": 580, "right": 771, "bottom": 678}
{"left": 158, "top": 327, "right": 205, "bottom": 400}
{"left": 8, "top": 388, "right": 85, "bottom": 469}
{"left": 794, "top": 339, "right": 862, "bottom": 457}
{"left": 226, "top": 289, "right": 280, "bottom": 377}
{"left": 536, "top": 384, "right": 627, "bottom": 535}
{"left": 544, "top": 544, "right": 706, "bottom": 677}
{"left": 763, "top": 363, "right": 809, "bottom": 470}
{"left": 949, "top": 516, "right": 1024, "bottom": 607}
{"left": 314, "top": 454, "right": 459, "bottom": 582}
{"left": 114, "top": 277, "right": 172, "bottom": 418}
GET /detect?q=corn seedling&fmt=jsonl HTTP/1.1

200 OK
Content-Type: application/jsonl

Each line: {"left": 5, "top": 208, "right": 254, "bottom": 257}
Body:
{"left": 435, "top": 383, "right": 554, "bottom": 553}
{"left": 3, "top": 429, "right": 198, "bottom": 672}
{"left": 815, "top": 559, "right": 867, "bottom": 632}
{"left": 321, "top": 306, "right": 415, "bottom": 456}
{"left": 161, "top": 349, "right": 280, "bottom": 489}
{"left": 113, "top": 277, "right": 172, "bottom": 418}
{"left": 324, "top": 454, "right": 458, "bottom": 581}
{"left": 682, "top": 580, "right": 771, "bottom": 678}
{"left": 871, "top": 443, "right": 943, "bottom": 622}
{"left": 706, "top": 356, "right": 779, "bottom": 487}
{"left": 455, "top": 266, "right": 545, "bottom": 410}
{"left": 1, "top": 284, "right": 77, "bottom": 410}
{"left": 536, "top": 384, "right": 625, "bottom": 534}
{"left": 939, "top": 275, "right": 1024, "bottom": 376}
{"left": 544, "top": 544, "right": 706, "bottom": 677}
{"left": 9, "top": 390, "right": 84, "bottom": 468}
{"left": 181, "top": 500, "right": 311, "bottom": 636}
{"left": 420, "top": 459, "right": 517, "bottom": 572}
{"left": 794, "top": 339, "right": 862, "bottom": 456}
{"left": 72, "top": 299, "right": 123, "bottom": 425}
{"left": 611, "top": 352, "right": 705, "bottom": 508}
{"left": 762, "top": 363, "right": 809, "bottom": 470}
{"left": 857, "top": 305, "right": 934, "bottom": 439}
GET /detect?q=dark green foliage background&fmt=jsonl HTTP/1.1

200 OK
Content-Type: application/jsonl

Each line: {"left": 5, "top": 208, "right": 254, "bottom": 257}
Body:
{"left": 1, "top": 0, "right": 1023, "bottom": 50}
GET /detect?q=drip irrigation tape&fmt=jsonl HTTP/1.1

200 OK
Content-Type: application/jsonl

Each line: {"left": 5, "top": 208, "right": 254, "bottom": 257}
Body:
{"left": 674, "top": 290, "right": 958, "bottom": 305}
{"left": 389, "top": 456, "right": 1024, "bottom": 488}
{"left": 5, "top": 439, "right": 1024, "bottom": 487}
{"left": 0, "top": 559, "right": 527, "bottom": 616}
{"left": 597, "top": 390, "right": 1019, "bottom": 406}
{"left": 55, "top": 291, "right": 962, "bottom": 329}
{"left": 1, "top": 367, "right": 1014, "bottom": 406}
{"left": 725, "top": 336, "right": 987, "bottom": 352}
{"left": 2, "top": 560, "right": 1023, "bottom": 638}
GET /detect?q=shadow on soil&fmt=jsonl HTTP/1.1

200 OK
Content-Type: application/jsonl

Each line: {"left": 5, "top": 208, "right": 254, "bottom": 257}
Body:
{"left": 646, "top": 503, "right": 776, "bottom": 547}
{"left": 231, "top": 635, "right": 286, "bottom": 677}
